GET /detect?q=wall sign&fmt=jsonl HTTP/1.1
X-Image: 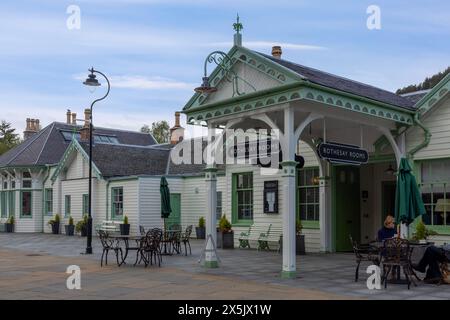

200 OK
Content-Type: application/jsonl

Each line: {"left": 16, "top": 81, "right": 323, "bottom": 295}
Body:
{"left": 317, "top": 142, "right": 369, "bottom": 165}
{"left": 264, "top": 181, "right": 278, "bottom": 214}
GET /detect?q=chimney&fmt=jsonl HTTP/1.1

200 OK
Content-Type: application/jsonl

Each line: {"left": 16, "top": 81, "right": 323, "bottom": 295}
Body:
{"left": 79, "top": 108, "right": 91, "bottom": 141}
{"left": 71, "top": 112, "right": 77, "bottom": 125}
{"left": 23, "top": 118, "right": 39, "bottom": 140}
{"left": 169, "top": 111, "right": 185, "bottom": 145}
{"left": 66, "top": 109, "right": 72, "bottom": 124}
{"left": 271, "top": 46, "right": 282, "bottom": 59}
{"left": 35, "top": 119, "right": 40, "bottom": 131}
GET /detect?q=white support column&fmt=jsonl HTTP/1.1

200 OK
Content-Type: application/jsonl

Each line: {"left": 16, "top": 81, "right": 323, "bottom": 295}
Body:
{"left": 319, "top": 160, "right": 332, "bottom": 252}
{"left": 281, "top": 106, "right": 297, "bottom": 278}
{"left": 204, "top": 123, "right": 218, "bottom": 268}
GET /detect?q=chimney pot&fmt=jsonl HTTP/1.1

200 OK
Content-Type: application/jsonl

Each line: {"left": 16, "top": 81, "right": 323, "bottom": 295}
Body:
{"left": 170, "top": 111, "right": 185, "bottom": 145}
{"left": 66, "top": 109, "right": 71, "bottom": 124}
{"left": 72, "top": 113, "right": 77, "bottom": 125}
{"left": 272, "top": 46, "right": 282, "bottom": 59}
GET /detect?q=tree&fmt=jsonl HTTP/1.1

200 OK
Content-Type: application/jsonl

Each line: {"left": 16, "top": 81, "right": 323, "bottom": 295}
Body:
{"left": 140, "top": 120, "right": 170, "bottom": 144}
{"left": 0, "top": 120, "right": 20, "bottom": 155}
{"left": 396, "top": 66, "right": 450, "bottom": 94}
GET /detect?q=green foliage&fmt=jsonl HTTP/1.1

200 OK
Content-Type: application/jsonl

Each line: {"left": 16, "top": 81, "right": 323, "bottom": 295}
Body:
{"left": 76, "top": 214, "right": 88, "bottom": 233}
{"left": 219, "top": 214, "right": 232, "bottom": 233}
{"left": 48, "top": 213, "right": 61, "bottom": 225}
{"left": 396, "top": 67, "right": 450, "bottom": 94}
{"left": 0, "top": 120, "right": 20, "bottom": 156}
{"left": 412, "top": 220, "right": 438, "bottom": 240}
{"left": 141, "top": 120, "right": 170, "bottom": 144}
{"left": 123, "top": 215, "right": 129, "bottom": 225}
{"left": 296, "top": 218, "right": 303, "bottom": 235}
{"left": 198, "top": 216, "right": 205, "bottom": 228}
{"left": 7, "top": 215, "right": 15, "bottom": 225}
{"left": 68, "top": 216, "right": 74, "bottom": 226}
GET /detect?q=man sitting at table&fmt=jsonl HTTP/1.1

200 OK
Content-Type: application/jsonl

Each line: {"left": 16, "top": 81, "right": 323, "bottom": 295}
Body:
{"left": 377, "top": 215, "right": 397, "bottom": 241}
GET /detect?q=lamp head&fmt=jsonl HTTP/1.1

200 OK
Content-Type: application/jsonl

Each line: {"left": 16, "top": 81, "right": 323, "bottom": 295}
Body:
{"left": 194, "top": 77, "right": 217, "bottom": 94}
{"left": 83, "top": 68, "right": 101, "bottom": 93}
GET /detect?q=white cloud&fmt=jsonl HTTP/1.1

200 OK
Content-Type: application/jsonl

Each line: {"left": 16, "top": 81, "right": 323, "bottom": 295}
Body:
{"left": 207, "top": 41, "right": 326, "bottom": 51}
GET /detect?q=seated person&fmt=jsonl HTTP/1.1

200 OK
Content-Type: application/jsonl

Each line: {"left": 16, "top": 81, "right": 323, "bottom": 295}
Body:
{"left": 377, "top": 215, "right": 397, "bottom": 241}
{"left": 413, "top": 245, "right": 448, "bottom": 283}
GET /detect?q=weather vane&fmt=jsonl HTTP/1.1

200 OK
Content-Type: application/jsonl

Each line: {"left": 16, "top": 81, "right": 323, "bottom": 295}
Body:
{"left": 233, "top": 14, "right": 243, "bottom": 34}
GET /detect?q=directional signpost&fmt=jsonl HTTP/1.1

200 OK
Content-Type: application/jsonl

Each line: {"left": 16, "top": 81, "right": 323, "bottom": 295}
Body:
{"left": 317, "top": 142, "right": 369, "bottom": 165}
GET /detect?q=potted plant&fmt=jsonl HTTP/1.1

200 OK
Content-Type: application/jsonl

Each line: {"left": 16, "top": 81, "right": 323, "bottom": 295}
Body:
{"left": 76, "top": 214, "right": 88, "bottom": 237}
{"left": 65, "top": 216, "right": 75, "bottom": 236}
{"left": 219, "top": 214, "right": 234, "bottom": 249}
{"left": 196, "top": 216, "right": 206, "bottom": 239}
{"left": 412, "top": 220, "right": 437, "bottom": 243}
{"left": 5, "top": 215, "right": 14, "bottom": 233}
{"left": 296, "top": 218, "right": 306, "bottom": 255}
{"left": 48, "top": 214, "right": 61, "bottom": 234}
{"left": 120, "top": 215, "right": 130, "bottom": 235}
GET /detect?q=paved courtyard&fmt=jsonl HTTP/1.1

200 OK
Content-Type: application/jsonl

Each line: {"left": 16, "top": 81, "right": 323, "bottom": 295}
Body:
{"left": 0, "top": 233, "right": 449, "bottom": 300}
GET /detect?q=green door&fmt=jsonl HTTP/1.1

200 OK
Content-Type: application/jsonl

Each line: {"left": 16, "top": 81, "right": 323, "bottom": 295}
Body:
{"left": 166, "top": 193, "right": 181, "bottom": 229}
{"left": 334, "top": 166, "right": 361, "bottom": 251}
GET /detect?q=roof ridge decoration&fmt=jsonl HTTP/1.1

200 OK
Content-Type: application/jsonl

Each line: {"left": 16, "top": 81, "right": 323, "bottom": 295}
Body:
{"left": 50, "top": 138, "right": 102, "bottom": 183}
{"left": 414, "top": 73, "right": 450, "bottom": 116}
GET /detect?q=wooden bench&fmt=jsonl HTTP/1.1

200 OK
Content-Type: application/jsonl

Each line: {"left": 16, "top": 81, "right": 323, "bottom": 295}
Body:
{"left": 238, "top": 223, "right": 282, "bottom": 251}
{"left": 95, "top": 220, "right": 121, "bottom": 234}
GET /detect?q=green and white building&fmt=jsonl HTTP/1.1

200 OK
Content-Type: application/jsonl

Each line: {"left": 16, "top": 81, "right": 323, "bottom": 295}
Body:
{"left": 1, "top": 27, "right": 449, "bottom": 277}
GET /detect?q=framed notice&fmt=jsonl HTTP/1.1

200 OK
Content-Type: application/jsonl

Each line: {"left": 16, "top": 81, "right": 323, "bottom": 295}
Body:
{"left": 264, "top": 181, "right": 278, "bottom": 214}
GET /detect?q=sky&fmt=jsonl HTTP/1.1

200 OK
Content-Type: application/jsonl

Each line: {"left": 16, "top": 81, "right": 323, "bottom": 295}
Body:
{"left": 1, "top": 0, "right": 449, "bottom": 138}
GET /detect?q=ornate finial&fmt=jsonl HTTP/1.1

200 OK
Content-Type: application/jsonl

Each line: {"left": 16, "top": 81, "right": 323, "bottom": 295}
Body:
{"left": 233, "top": 14, "right": 243, "bottom": 34}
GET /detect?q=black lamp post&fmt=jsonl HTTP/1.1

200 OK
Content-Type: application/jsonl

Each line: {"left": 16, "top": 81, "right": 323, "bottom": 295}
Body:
{"left": 82, "top": 67, "right": 110, "bottom": 254}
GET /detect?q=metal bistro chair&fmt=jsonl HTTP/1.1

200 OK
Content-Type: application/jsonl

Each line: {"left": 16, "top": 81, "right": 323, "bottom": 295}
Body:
{"left": 381, "top": 238, "right": 416, "bottom": 289}
{"left": 181, "top": 225, "right": 193, "bottom": 256}
{"left": 139, "top": 228, "right": 163, "bottom": 267}
{"left": 98, "top": 230, "right": 123, "bottom": 267}
{"left": 349, "top": 234, "right": 380, "bottom": 282}
{"left": 139, "top": 225, "right": 146, "bottom": 236}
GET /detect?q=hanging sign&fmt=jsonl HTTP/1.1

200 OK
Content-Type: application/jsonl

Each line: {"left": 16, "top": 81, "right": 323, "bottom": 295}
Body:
{"left": 317, "top": 142, "right": 368, "bottom": 165}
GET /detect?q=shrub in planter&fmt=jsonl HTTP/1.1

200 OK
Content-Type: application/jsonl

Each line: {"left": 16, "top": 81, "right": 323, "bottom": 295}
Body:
{"left": 120, "top": 215, "right": 130, "bottom": 235}
{"left": 65, "top": 216, "right": 75, "bottom": 236}
{"left": 296, "top": 218, "right": 305, "bottom": 255}
{"left": 219, "top": 215, "right": 234, "bottom": 249}
{"left": 5, "top": 216, "right": 15, "bottom": 233}
{"left": 48, "top": 214, "right": 61, "bottom": 234}
{"left": 76, "top": 214, "right": 88, "bottom": 237}
{"left": 196, "top": 216, "right": 206, "bottom": 239}
{"left": 412, "top": 220, "right": 437, "bottom": 243}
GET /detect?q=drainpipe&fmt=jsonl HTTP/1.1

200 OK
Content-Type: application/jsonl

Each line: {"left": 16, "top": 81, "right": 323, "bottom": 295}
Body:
{"left": 106, "top": 180, "right": 111, "bottom": 220}
{"left": 407, "top": 113, "right": 432, "bottom": 160}
{"left": 41, "top": 165, "right": 51, "bottom": 232}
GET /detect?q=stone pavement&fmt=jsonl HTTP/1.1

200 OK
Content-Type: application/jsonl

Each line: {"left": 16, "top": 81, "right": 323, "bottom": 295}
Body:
{"left": 0, "top": 233, "right": 449, "bottom": 300}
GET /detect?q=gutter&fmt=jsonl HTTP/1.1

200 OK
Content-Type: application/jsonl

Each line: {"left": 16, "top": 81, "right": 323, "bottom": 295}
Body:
{"left": 105, "top": 180, "right": 111, "bottom": 220}
{"left": 407, "top": 113, "right": 432, "bottom": 159}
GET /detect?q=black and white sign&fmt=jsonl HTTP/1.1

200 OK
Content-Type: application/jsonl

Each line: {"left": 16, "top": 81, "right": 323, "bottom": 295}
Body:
{"left": 317, "top": 142, "right": 368, "bottom": 165}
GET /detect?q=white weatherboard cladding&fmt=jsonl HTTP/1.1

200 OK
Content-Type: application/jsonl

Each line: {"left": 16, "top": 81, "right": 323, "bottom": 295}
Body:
{"left": 15, "top": 190, "right": 42, "bottom": 233}
{"left": 204, "top": 61, "right": 282, "bottom": 105}
{"left": 65, "top": 151, "right": 88, "bottom": 180}
{"left": 406, "top": 97, "right": 450, "bottom": 160}
{"left": 298, "top": 141, "right": 319, "bottom": 167}
{"left": 181, "top": 177, "right": 207, "bottom": 232}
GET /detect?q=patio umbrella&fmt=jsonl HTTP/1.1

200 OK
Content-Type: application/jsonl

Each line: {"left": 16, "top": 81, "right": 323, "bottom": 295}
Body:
{"left": 395, "top": 158, "right": 426, "bottom": 227}
{"left": 160, "top": 176, "right": 171, "bottom": 231}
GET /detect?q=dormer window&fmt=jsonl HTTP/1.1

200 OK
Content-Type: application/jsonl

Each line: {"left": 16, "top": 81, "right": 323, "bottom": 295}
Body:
{"left": 22, "top": 172, "right": 32, "bottom": 189}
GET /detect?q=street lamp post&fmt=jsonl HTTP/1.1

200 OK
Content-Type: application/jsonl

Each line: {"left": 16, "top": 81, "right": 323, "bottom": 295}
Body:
{"left": 82, "top": 67, "right": 110, "bottom": 254}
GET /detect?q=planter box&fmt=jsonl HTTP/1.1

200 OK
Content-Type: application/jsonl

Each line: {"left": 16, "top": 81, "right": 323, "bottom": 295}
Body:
{"left": 216, "top": 230, "right": 222, "bottom": 248}
{"left": 65, "top": 225, "right": 75, "bottom": 236}
{"left": 5, "top": 223, "right": 14, "bottom": 233}
{"left": 222, "top": 231, "right": 234, "bottom": 249}
{"left": 296, "top": 234, "right": 305, "bottom": 255}
{"left": 195, "top": 227, "right": 205, "bottom": 239}
{"left": 80, "top": 226, "right": 87, "bottom": 237}
{"left": 51, "top": 222, "right": 60, "bottom": 235}
{"left": 120, "top": 224, "right": 130, "bottom": 235}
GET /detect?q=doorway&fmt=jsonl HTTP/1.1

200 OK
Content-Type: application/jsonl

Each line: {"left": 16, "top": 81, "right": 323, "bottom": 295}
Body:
{"left": 334, "top": 165, "right": 361, "bottom": 251}
{"left": 167, "top": 193, "right": 181, "bottom": 228}
{"left": 381, "top": 181, "right": 396, "bottom": 225}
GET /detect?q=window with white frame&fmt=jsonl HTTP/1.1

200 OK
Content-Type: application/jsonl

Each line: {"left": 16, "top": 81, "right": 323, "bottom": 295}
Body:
{"left": 22, "top": 172, "right": 32, "bottom": 189}
{"left": 297, "top": 167, "right": 320, "bottom": 221}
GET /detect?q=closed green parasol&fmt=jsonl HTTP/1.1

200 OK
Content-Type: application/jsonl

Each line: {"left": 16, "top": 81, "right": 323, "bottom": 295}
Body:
{"left": 395, "top": 158, "right": 426, "bottom": 225}
{"left": 160, "top": 176, "right": 171, "bottom": 230}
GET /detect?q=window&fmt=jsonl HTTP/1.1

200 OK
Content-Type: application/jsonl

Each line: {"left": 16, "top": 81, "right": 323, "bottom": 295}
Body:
{"left": 45, "top": 189, "right": 53, "bottom": 216}
{"left": 82, "top": 194, "right": 89, "bottom": 216}
{"left": 65, "top": 195, "right": 71, "bottom": 217}
{"left": 216, "top": 191, "right": 222, "bottom": 220}
{"left": 112, "top": 187, "right": 124, "bottom": 218}
{"left": 297, "top": 167, "right": 320, "bottom": 221}
{"left": 21, "top": 191, "right": 32, "bottom": 217}
{"left": 0, "top": 191, "right": 6, "bottom": 218}
{"left": 8, "top": 191, "right": 15, "bottom": 217}
{"left": 233, "top": 172, "right": 253, "bottom": 222}
{"left": 22, "top": 172, "right": 32, "bottom": 189}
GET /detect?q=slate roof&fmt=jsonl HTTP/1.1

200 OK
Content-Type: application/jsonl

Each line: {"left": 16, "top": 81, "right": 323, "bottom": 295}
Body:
{"left": 400, "top": 90, "right": 431, "bottom": 105}
{"left": 0, "top": 122, "right": 157, "bottom": 168}
{"left": 79, "top": 143, "right": 170, "bottom": 178}
{"left": 254, "top": 51, "right": 416, "bottom": 110}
